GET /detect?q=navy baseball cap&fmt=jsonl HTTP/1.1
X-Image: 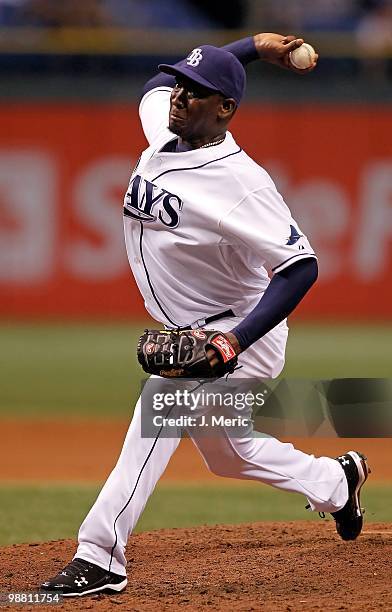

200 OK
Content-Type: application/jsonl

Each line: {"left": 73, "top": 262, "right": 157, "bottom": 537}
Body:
{"left": 159, "top": 45, "right": 246, "bottom": 105}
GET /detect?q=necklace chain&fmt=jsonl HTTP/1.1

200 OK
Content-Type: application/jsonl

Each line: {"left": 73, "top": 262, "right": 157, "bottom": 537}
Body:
{"left": 200, "top": 136, "right": 225, "bottom": 149}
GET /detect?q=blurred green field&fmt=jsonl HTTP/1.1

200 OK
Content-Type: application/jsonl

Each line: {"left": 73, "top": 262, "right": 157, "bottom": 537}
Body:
{"left": 0, "top": 482, "right": 390, "bottom": 546}
{"left": 0, "top": 322, "right": 390, "bottom": 544}
{"left": 0, "top": 322, "right": 391, "bottom": 417}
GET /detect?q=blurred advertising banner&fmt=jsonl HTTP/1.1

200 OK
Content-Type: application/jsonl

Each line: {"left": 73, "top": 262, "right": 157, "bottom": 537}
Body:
{"left": 0, "top": 104, "right": 391, "bottom": 319}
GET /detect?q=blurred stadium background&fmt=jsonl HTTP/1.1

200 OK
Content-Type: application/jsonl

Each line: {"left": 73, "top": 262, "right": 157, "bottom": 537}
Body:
{"left": 0, "top": 0, "right": 391, "bottom": 544}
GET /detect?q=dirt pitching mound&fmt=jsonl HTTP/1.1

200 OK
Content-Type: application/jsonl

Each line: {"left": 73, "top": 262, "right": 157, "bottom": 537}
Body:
{"left": 2, "top": 522, "right": 391, "bottom": 611}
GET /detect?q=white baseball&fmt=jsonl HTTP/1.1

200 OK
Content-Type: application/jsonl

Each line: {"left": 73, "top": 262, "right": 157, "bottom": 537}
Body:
{"left": 289, "top": 43, "right": 316, "bottom": 70}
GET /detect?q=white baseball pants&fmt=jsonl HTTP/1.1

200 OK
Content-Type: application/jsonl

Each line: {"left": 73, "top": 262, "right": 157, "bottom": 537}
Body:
{"left": 76, "top": 319, "right": 348, "bottom": 576}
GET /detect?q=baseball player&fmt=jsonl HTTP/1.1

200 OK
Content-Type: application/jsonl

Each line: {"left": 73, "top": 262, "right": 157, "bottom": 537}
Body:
{"left": 41, "top": 33, "right": 369, "bottom": 597}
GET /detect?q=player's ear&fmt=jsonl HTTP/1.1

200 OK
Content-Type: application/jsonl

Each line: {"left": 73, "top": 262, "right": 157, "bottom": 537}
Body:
{"left": 218, "top": 98, "right": 236, "bottom": 121}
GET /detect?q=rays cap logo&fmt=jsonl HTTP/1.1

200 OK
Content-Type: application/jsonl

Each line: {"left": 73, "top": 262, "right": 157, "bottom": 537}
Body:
{"left": 186, "top": 48, "right": 203, "bottom": 67}
{"left": 159, "top": 45, "right": 246, "bottom": 105}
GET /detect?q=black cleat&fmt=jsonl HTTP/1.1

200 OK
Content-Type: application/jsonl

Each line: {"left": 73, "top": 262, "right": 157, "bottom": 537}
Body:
{"left": 40, "top": 558, "right": 127, "bottom": 597}
{"left": 332, "top": 451, "right": 370, "bottom": 541}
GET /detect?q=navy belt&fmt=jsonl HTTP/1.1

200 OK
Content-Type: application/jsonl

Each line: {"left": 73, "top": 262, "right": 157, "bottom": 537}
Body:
{"left": 167, "top": 308, "right": 235, "bottom": 331}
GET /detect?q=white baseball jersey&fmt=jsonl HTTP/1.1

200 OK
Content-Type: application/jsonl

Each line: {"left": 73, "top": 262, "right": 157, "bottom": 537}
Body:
{"left": 123, "top": 86, "right": 316, "bottom": 328}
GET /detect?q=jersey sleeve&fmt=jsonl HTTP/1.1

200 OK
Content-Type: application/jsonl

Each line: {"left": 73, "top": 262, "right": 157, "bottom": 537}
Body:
{"left": 138, "top": 86, "right": 173, "bottom": 146}
{"left": 221, "top": 187, "right": 316, "bottom": 273}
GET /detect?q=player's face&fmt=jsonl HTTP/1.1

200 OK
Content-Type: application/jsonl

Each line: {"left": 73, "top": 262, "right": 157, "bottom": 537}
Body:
{"left": 169, "top": 77, "right": 226, "bottom": 142}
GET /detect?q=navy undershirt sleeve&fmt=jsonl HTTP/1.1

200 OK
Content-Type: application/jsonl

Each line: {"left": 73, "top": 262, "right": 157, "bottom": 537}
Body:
{"left": 141, "top": 73, "right": 175, "bottom": 98}
{"left": 141, "top": 37, "right": 258, "bottom": 98}
{"left": 222, "top": 37, "right": 259, "bottom": 65}
{"left": 232, "top": 258, "right": 318, "bottom": 350}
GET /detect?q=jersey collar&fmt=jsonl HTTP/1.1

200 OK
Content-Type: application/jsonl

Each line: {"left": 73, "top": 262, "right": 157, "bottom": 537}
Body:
{"left": 152, "top": 131, "right": 240, "bottom": 168}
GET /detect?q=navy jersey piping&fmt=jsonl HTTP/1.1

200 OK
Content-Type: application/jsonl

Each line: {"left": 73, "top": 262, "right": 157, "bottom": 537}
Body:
{"left": 108, "top": 405, "right": 174, "bottom": 572}
{"left": 138, "top": 222, "right": 178, "bottom": 326}
{"left": 272, "top": 252, "right": 316, "bottom": 272}
{"left": 140, "top": 85, "right": 173, "bottom": 101}
{"left": 152, "top": 147, "right": 242, "bottom": 181}
{"left": 134, "top": 147, "right": 242, "bottom": 326}
{"left": 146, "top": 87, "right": 173, "bottom": 94}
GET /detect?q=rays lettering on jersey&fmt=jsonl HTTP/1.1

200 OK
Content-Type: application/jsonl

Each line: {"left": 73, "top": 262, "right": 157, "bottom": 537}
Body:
{"left": 123, "top": 174, "right": 183, "bottom": 228}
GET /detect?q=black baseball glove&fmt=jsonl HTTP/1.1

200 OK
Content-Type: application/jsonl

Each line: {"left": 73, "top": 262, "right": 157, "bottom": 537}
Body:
{"left": 137, "top": 329, "right": 238, "bottom": 379}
